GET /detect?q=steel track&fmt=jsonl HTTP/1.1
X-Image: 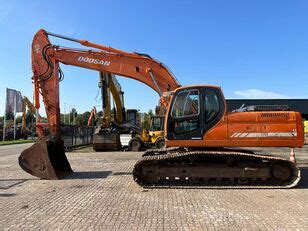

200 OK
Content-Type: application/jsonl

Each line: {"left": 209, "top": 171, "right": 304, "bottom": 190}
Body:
{"left": 133, "top": 148, "right": 300, "bottom": 189}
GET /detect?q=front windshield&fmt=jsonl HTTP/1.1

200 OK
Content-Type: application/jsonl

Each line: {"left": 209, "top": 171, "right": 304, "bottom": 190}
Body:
{"left": 127, "top": 111, "right": 136, "bottom": 123}
{"left": 151, "top": 117, "right": 163, "bottom": 131}
{"left": 171, "top": 89, "right": 199, "bottom": 118}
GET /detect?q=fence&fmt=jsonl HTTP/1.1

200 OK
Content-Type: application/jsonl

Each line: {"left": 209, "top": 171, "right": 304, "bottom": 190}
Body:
{"left": 60, "top": 125, "right": 95, "bottom": 150}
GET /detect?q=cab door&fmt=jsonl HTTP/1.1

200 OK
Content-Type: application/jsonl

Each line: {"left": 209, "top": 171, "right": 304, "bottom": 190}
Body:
{"left": 167, "top": 86, "right": 225, "bottom": 141}
{"left": 167, "top": 88, "right": 204, "bottom": 140}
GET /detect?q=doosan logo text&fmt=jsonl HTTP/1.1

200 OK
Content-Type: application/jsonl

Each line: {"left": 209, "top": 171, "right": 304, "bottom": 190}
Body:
{"left": 78, "top": 56, "right": 111, "bottom": 66}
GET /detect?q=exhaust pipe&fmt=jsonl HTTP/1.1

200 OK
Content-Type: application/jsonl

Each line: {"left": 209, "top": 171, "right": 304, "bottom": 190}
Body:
{"left": 19, "top": 138, "right": 72, "bottom": 179}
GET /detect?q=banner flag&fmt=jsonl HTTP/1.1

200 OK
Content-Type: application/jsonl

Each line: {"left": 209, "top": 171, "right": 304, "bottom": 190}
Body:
{"left": 5, "top": 88, "right": 23, "bottom": 115}
{"left": 5, "top": 88, "right": 16, "bottom": 117}
{"left": 15, "top": 91, "right": 23, "bottom": 112}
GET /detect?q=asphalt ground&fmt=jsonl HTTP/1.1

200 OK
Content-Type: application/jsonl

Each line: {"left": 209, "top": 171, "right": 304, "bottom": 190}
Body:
{"left": 0, "top": 143, "right": 307, "bottom": 230}
{"left": 0, "top": 143, "right": 33, "bottom": 158}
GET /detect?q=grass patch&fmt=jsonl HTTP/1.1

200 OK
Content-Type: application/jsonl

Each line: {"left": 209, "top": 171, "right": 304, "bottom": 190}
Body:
{"left": 0, "top": 139, "right": 35, "bottom": 146}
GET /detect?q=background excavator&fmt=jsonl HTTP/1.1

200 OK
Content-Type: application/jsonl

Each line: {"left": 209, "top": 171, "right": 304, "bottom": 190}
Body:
{"left": 87, "top": 107, "right": 97, "bottom": 127}
{"left": 19, "top": 29, "right": 304, "bottom": 188}
{"left": 97, "top": 71, "right": 144, "bottom": 151}
{"left": 88, "top": 71, "right": 166, "bottom": 151}
{"left": 92, "top": 71, "right": 127, "bottom": 151}
{"left": 21, "top": 96, "right": 40, "bottom": 139}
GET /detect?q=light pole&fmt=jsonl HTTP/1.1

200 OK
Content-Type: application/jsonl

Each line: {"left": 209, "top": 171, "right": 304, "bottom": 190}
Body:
{"left": 73, "top": 105, "right": 76, "bottom": 125}
{"left": 68, "top": 105, "right": 71, "bottom": 125}
{"left": 64, "top": 103, "right": 66, "bottom": 124}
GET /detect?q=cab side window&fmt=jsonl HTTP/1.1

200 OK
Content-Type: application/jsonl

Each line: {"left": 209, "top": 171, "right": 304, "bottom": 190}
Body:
{"left": 205, "top": 89, "right": 220, "bottom": 122}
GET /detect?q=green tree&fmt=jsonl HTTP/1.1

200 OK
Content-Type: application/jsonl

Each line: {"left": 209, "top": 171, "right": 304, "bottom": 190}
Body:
{"left": 60, "top": 113, "right": 65, "bottom": 124}
{"left": 5, "top": 111, "right": 14, "bottom": 120}
{"left": 15, "top": 115, "right": 22, "bottom": 124}
{"left": 141, "top": 110, "right": 154, "bottom": 130}
{"left": 97, "top": 110, "right": 103, "bottom": 118}
{"left": 82, "top": 111, "right": 92, "bottom": 126}
{"left": 70, "top": 108, "right": 77, "bottom": 125}
{"left": 26, "top": 110, "right": 35, "bottom": 124}
{"left": 148, "top": 109, "right": 154, "bottom": 117}
{"left": 74, "top": 114, "right": 84, "bottom": 125}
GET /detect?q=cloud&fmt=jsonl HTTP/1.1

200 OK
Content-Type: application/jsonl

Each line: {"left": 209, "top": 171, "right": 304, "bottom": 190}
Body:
{"left": 233, "top": 89, "right": 291, "bottom": 99}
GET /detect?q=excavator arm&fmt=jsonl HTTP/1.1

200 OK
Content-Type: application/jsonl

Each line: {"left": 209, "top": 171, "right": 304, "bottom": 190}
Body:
{"left": 19, "top": 29, "right": 180, "bottom": 179}
{"left": 87, "top": 107, "right": 97, "bottom": 127}
{"left": 108, "top": 73, "right": 125, "bottom": 123}
{"left": 22, "top": 97, "right": 37, "bottom": 133}
{"left": 32, "top": 29, "right": 180, "bottom": 139}
{"left": 99, "top": 72, "right": 125, "bottom": 125}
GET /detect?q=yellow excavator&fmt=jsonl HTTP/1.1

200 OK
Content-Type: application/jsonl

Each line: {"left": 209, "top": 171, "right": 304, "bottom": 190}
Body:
{"left": 93, "top": 72, "right": 165, "bottom": 151}
{"left": 92, "top": 72, "right": 125, "bottom": 150}
{"left": 21, "top": 96, "right": 39, "bottom": 139}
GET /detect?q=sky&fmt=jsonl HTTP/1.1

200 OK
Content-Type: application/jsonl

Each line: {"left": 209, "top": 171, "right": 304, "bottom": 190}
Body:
{"left": 0, "top": 0, "right": 308, "bottom": 115}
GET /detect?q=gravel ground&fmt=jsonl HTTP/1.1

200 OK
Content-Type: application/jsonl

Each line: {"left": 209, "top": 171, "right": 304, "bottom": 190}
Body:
{"left": 0, "top": 144, "right": 307, "bottom": 230}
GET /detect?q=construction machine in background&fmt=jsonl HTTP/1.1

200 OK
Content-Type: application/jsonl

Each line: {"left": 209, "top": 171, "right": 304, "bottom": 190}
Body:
{"left": 91, "top": 71, "right": 165, "bottom": 151}
{"left": 87, "top": 107, "right": 97, "bottom": 127}
{"left": 21, "top": 96, "right": 39, "bottom": 139}
{"left": 129, "top": 115, "right": 165, "bottom": 151}
{"left": 144, "top": 115, "right": 165, "bottom": 148}
{"left": 19, "top": 29, "right": 304, "bottom": 188}
{"left": 92, "top": 72, "right": 123, "bottom": 151}
{"left": 91, "top": 72, "right": 141, "bottom": 151}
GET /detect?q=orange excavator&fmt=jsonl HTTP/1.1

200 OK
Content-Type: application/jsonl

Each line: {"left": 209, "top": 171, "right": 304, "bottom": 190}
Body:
{"left": 19, "top": 29, "right": 304, "bottom": 188}
{"left": 87, "top": 107, "right": 97, "bottom": 127}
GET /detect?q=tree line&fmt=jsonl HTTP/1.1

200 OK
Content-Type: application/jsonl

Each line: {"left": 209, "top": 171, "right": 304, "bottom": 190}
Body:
{"left": 0, "top": 108, "right": 155, "bottom": 130}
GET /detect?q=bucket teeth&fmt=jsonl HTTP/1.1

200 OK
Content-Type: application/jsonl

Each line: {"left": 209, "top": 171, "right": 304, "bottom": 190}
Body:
{"left": 19, "top": 138, "right": 72, "bottom": 179}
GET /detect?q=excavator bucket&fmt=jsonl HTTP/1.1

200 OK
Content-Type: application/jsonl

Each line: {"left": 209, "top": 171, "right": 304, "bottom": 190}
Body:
{"left": 19, "top": 138, "right": 73, "bottom": 179}
{"left": 92, "top": 130, "right": 122, "bottom": 151}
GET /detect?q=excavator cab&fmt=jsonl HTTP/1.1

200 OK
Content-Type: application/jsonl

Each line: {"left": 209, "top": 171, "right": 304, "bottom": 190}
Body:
{"left": 150, "top": 116, "right": 164, "bottom": 132}
{"left": 126, "top": 109, "right": 139, "bottom": 125}
{"left": 166, "top": 86, "right": 225, "bottom": 141}
{"left": 148, "top": 115, "right": 165, "bottom": 148}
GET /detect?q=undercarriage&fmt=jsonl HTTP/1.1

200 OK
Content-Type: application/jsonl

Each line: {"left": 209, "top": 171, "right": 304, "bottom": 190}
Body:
{"left": 133, "top": 148, "right": 300, "bottom": 188}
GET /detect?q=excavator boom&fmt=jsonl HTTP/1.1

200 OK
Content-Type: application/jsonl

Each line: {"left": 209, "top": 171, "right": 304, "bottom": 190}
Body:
{"left": 20, "top": 29, "right": 180, "bottom": 179}
{"left": 87, "top": 107, "right": 97, "bottom": 127}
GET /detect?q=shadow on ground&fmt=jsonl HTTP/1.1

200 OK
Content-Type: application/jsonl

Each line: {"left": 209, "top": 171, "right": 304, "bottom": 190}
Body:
{"left": 113, "top": 172, "right": 132, "bottom": 176}
{"left": 64, "top": 171, "right": 112, "bottom": 179}
{"left": 0, "top": 179, "right": 29, "bottom": 189}
{"left": 0, "top": 193, "right": 16, "bottom": 197}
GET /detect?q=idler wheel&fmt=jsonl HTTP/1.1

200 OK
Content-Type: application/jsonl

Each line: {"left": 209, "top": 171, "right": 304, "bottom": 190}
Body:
{"left": 271, "top": 163, "right": 291, "bottom": 181}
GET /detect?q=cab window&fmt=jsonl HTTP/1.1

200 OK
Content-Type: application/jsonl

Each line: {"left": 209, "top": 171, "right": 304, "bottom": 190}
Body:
{"left": 151, "top": 117, "right": 162, "bottom": 131}
{"left": 171, "top": 89, "right": 199, "bottom": 118}
{"left": 173, "top": 119, "right": 199, "bottom": 134}
{"left": 205, "top": 89, "right": 220, "bottom": 122}
{"left": 170, "top": 89, "right": 200, "bottom": 135}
